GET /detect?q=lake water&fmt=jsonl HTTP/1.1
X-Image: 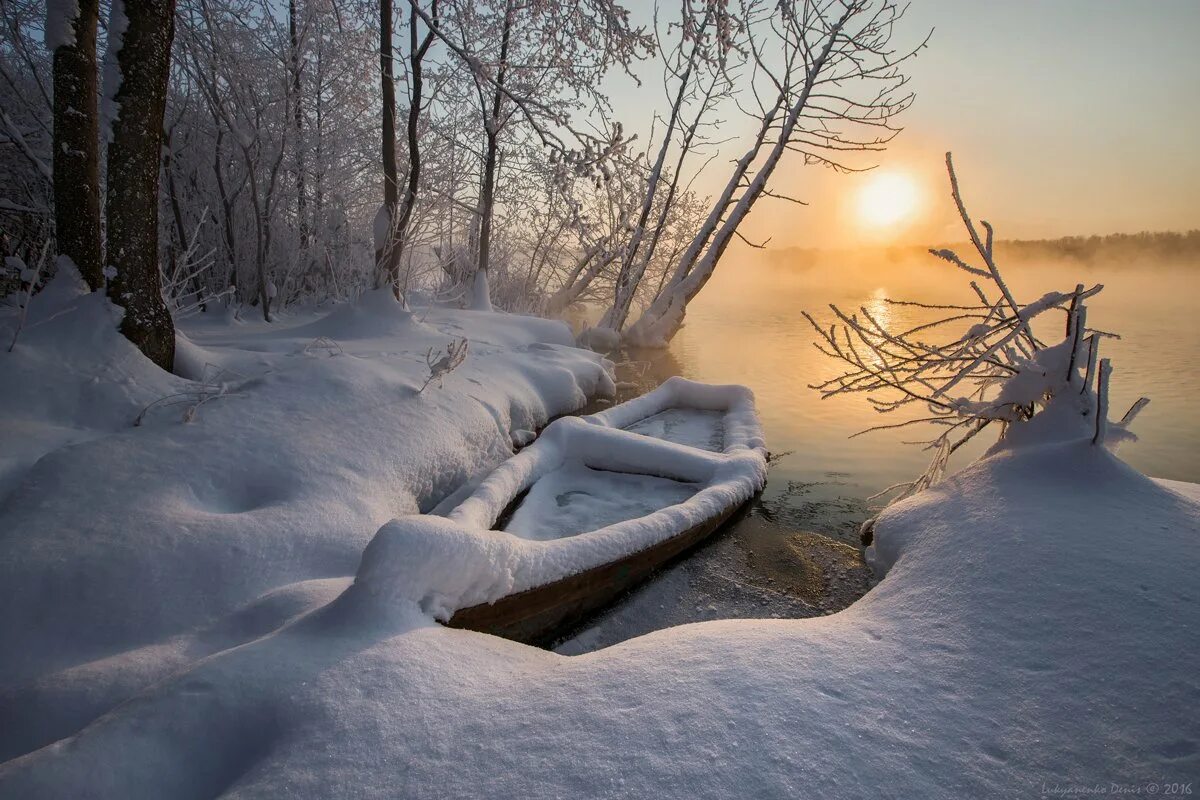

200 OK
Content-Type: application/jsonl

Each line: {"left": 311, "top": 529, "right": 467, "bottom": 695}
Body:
{"left": 559, "top": 248, "right": 1200, "bottom": 652}
{"left": 673, "top": 248, "right": 1200, "bottom": 491}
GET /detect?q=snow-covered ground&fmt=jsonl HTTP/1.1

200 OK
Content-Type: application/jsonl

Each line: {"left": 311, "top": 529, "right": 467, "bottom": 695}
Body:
{"left": 1, "top": 268, "right": 1197, "bottom": 798}
{"left": 0, "top": 268, "right": 612, "bottom": 758}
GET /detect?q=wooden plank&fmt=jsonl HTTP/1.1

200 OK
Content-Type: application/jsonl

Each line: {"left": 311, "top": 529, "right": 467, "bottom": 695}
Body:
{"left": 446, "top": 498, "right": 752, "bottom": 646}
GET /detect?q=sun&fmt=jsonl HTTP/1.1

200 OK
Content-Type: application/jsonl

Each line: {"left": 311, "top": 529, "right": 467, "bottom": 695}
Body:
{"left": 857, "top": 172, "right": 920, "bottom": 229}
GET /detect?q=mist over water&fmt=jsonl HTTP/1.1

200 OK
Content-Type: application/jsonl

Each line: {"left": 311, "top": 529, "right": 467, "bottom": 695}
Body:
{"left": 561, "top": 244, "right": 1200, "bottom": 647}
{"left": 662, "top": 246, "right": 1200, "bottom": 499}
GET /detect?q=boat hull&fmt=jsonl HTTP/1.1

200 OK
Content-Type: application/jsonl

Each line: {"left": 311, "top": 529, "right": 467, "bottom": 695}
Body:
{"left": 446, "top": 495, "right": 753, "bottom": 646}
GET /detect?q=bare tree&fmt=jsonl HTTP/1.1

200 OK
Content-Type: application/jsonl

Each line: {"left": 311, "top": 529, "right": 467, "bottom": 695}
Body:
{"left": 622, "top": 0, "right": 924, "bottom": 346}
{"left": 599, "top": 2, "right": 732, "bottom": 332}
{"left": 375, "top": 0, "right": 438, "bottom": 303}
{"left": 376, "top": 0, "right": 401, "bottom": 293}
{"left": 402, "top": 0, "right": 651, "bottom": 310}
{"left": 0, "top": 0, "right": 918, "bottom": 336}
{"left": 288, "top": 0, "right": 309, "bottom": 251}
{"left": 468, "top": 0, "right": 513, "bottom": 311}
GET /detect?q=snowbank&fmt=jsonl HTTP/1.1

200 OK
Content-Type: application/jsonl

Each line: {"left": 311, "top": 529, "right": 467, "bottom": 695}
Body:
{"left": 0, "top": 284, "right": 612, "bottom": 759}
{"left": 3, "top": 425, "right": 1194, "bottom": 798}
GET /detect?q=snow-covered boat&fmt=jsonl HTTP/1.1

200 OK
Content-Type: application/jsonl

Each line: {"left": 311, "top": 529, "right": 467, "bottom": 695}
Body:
{"left": 354, "top": 377, "right": 768, "bottom": 645}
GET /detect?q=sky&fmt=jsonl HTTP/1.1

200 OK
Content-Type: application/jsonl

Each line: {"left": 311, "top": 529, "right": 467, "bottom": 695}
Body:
{"left": 618, "top": 1, "right": 1200, "bottom": 249}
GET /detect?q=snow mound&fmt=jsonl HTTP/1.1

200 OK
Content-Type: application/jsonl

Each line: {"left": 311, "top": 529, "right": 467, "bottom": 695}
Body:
{"left": 0, "top": 294, "right": 612, "bottom": 697}
{"left": 355, "top": 516, "right": 519, "bottom": 620}
{"left": 289, "top": 288, "right": 427, "bottom": 340}
{"left": 0, "top": 262, "right": 185, "bottom": 502}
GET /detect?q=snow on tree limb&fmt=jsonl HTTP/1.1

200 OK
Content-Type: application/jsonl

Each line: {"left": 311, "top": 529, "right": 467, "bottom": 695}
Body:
{"left": 805, "top": 153, "right": 1148, "bottom": 506}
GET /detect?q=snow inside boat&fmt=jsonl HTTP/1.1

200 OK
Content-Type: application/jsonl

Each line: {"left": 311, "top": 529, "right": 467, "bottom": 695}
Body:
{"left": 353, "top": 377, "right": 767, "bottom": 645}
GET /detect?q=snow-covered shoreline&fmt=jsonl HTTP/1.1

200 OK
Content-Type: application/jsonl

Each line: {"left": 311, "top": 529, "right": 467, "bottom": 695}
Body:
{"left": 2, "top": 269, "right": 1198, "bottom": 798}
{"left": 3, "top": 432, "right": 1197, "bottom": 798}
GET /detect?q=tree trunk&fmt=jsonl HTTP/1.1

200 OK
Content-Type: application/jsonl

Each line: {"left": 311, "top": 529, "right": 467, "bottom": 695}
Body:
{"left": 289, "top": 0, "right": 309, "bottom": 247}
{"left": 49, "top": 0, "right": 103, "bottom": 289}
{"left": 471, "top": 0, "right": 513, "bottom": 312}
{"left": 213, "top": 129, "right": 239, "bottom": 294}
{"left": 390, "top": 0, "right": 437, "bottom": 303}
{"left": 105, "top": 0, "right": 177, "bottom": 371}
{"left": 376, "top": 0, "right": 400, "bottom": 292}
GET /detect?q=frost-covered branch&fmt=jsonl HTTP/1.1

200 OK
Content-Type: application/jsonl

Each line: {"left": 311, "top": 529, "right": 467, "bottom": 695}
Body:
{"left": 805, "top": 153, "right": 1149, "bottom": 507}
{"left": 420, "top": 336, "right": 469, "bottom": 392}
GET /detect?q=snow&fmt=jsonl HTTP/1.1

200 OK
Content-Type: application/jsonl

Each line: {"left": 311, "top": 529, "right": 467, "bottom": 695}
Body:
{"left": 99, "top": 0, "right": 127, "bottom": 145}
{"left": 586, "top": 375, "right": 764, "bottom": 455}
{"left": 951, "top": 338, "right": 1079, "bottom": 421}
{"left": 623, "top": 407, "right": 725, "bottom": 451}
{"left": 468, "top": 266, "right": 493, "bottom": 311}
{"left": 502, "top": 463, "right": 700, "bottom": 540}
{"left": 577, "top": 323, "right": 621, "bottom": 353}
{"left": 0, "top": 272, "right": 612, "bottom": 699}
{"left": 3, "top": 425, "right": 1196, "bottom": 797}
{"left": 1, "top": 270, "right": 1197, "bottom": 798}
{"left": 372, "top": 203, "right": 390, "bottom": 256}
{"left": 43, "top": 0, "right": 80, "bottom": 50}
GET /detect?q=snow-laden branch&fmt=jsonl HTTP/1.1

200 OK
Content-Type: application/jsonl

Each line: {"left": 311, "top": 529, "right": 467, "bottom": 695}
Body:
{"left": 805, "top": 153, "right": 1149, "bottom": 508}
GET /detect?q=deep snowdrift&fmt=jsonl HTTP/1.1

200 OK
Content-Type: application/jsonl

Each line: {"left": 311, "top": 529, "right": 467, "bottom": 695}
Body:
{"left": 0, "top": 273, "right": 613, "bottom": 760}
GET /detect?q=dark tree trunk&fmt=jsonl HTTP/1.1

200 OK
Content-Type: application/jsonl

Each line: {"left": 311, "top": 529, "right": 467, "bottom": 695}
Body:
{"left": 386, "top": 0, "right": 437, "bottom": 301}
{"left": 213, "top": 128, "right": 239, "bottom": 293}
{"left": 50, "top": 0, "right": 103, "bottom": 289}
{"left": 105, "top": 0, "right": 177, "bottom": 371}
{"left": 289, "top": 0, "right": 309, "bottom": 247}
{"left": 376, "top": 0, "right": 400, "bottom": 291}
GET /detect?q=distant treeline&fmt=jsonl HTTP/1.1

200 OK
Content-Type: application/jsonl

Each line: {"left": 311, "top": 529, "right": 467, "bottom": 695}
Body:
{"left": 775, "top": 230, "right": 1200, "bottom": 268}
{"left": 996, "top": 230, "right": 1200, "bottom": 264}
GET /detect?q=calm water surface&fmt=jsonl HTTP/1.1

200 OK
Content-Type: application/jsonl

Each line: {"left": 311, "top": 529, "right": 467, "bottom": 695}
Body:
{"left": 672, "top": 249, "right": 1200, "bottom": 492}
{"left": 560, "top": 250, "right": 1200, "bottom": 651}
